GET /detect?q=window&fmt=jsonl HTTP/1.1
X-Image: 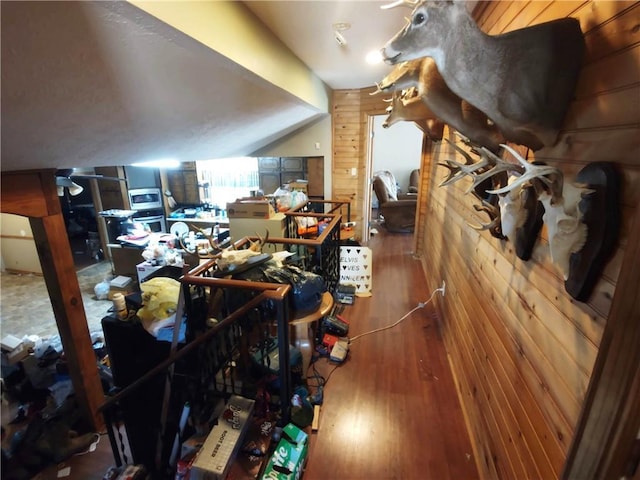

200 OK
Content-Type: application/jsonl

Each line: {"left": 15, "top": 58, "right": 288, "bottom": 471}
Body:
{"left": 196, "top": 157, "right": 260, "bottom": 209}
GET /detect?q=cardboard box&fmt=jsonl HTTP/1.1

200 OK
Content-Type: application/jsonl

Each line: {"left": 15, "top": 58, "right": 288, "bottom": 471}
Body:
{"left": 287, "top": 182, "right": 308, "bottom": 194}
{"left": 261, "top": 423, "right": 309, "bottom": 480}
{"left": 1, "top": 334, "right": 22, "bottom": 351}
{"left": 227, "top": 200, "right": 275, "bottom": 219}
{"left": 191, "top": 395, "right": 255, "bottom": 480}
{"left": 229, "top": 212, "right": 286, "bottom": 253}
{"left": 136, "top": 262, "right": 164, "bottom": 284}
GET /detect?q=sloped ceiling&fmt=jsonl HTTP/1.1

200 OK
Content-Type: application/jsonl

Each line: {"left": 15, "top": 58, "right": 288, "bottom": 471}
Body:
{"left": 1, "top": 1, "right": 326, "bottom": 173}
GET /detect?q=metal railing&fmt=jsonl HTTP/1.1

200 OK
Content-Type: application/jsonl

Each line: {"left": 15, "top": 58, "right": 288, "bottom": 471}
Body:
{"left": 97, "top": 204, "right": 347, "bottom": 476}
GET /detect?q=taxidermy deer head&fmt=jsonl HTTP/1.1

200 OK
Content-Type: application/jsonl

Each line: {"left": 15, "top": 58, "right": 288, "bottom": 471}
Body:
{"left": 439, "top": 139, "right": 595, "bottom": 277}
{"left": 382, "top": 88, "right": 445, "bottom": 141}
{"left": 372, "top": 57, "right": 504, "bottom": 152}
{"left": 381, "top": 0, "right": 585, "bottom": 150}
{"left": 485, "top": 147, "right": 594, "bottom": 280}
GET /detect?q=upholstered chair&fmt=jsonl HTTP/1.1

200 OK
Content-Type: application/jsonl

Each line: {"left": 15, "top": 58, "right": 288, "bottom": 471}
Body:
{"left": 372, "top": 171, "right": 417, "bottom": 233}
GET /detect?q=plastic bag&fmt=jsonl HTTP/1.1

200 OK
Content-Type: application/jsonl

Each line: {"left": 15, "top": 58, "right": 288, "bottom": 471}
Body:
{"left": 94, "top": 280, "right": 110, "bottom": 300}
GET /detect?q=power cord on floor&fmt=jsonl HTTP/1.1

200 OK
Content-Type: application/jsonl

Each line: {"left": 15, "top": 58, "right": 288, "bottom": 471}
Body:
{"left": 349, "top": 285, "right": 443, "bottom": 344}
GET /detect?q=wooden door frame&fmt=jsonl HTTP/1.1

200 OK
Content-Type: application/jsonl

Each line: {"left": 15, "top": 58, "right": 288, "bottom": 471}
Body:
{"left": 1, "top": 170, "right": 105, "bottom": 430}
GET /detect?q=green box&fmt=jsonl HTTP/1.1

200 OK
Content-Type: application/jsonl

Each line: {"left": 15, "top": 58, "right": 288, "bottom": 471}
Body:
{"left": 261, "top": 424, "right": 308, "bottom": 480}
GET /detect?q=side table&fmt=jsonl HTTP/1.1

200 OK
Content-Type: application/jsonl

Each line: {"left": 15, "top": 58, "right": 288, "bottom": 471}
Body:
{"left": 290, "top": 291, "right": 334, "bottom": 376}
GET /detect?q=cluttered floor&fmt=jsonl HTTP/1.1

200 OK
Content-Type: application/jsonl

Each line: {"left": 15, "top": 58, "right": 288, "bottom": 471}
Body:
{"left": 1, "top": 259, "right": 118, "bottom": 480}
{"left": 1, "top": 223, "right": 479, "bottom": 479}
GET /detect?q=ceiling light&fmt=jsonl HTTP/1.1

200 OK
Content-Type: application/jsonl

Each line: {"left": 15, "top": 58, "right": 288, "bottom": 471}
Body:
{"left": 332, "top": 22, "right": 351, "bottom": 47}
{"left": 332, "top": 22, "right": 351, "bottom": 32}
{"left": 334, "top": 30, "right": 348, "bottom": 47}
{"left": 131, "top": 159, "right": 180, "bottom": 168}
{"left": 366, "top": 50, "right": 384, "bottom": 65}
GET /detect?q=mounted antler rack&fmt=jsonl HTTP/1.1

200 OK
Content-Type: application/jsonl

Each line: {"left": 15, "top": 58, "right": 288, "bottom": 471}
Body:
{"left": 439, "top": 138, "right": 620, "bottom": 301}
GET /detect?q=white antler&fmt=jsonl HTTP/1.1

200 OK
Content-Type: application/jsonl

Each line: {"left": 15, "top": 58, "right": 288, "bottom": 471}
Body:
{"left": 438, "top": 140, "right": 518, "bottom": 194}
{"left": 486, "top": 144, "right": 559, "bottom": 196}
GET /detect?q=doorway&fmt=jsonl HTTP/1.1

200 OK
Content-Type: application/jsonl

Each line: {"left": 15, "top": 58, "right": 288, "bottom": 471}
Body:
{"left": 58, "top": 177, "right": 104, "bottom": 270}
{"left": 363, "top": 115, "right": 424, "bottom": 240}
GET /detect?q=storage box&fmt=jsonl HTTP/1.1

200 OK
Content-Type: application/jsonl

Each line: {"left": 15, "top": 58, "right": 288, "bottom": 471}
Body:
{"left": 287, "top": 182, "right": 308, "bottom": 194}
{"left": 227, "top": 200, "right": 275, "bottom": 219}
{"left": 261, "top": 423, "right": 309, "bottom": 480}
{"left": 191, "top": 395, "right": 255, "bottom": 480}
{"left": 229, "top": 212, "right": 286, "bottom": 253}
{"left": 136, "top": 262, "right": 164, "bottom": 284}
{"left": 110, "top": 275, "right": 133, "bottom": 288}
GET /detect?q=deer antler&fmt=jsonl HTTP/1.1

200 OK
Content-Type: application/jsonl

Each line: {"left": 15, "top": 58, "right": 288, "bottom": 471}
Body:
{"left": 438, "top": 140, "right": 514, "bottom": 194}
{"left": 486, "top": 144, "right": 560, "bottom": 198}
{"left": 248, "top": 230, "right": 269, "bottom": 252}
{"left": 177, "top": 224, "right": 223, "bottom": 259}
{"left": 467, "top": 200, "right": 503, "bottom": 237}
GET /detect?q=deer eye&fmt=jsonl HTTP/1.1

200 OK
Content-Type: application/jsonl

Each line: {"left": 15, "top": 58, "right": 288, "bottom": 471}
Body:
{"left": 413, "top": 12, "right": 426, "bottom": 25}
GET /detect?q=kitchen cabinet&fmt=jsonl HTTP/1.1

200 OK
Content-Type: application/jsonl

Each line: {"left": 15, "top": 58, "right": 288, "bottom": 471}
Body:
{"left": 258, "top": 157, "right": 323, "bottom": 198}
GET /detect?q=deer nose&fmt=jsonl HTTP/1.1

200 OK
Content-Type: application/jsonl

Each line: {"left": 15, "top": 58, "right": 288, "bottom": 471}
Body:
{"left": 381, "top": 48, "right": 402, "bottom": 65}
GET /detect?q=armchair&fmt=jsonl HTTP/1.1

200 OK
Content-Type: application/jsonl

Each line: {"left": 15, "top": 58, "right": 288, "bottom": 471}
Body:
{"left": 408, "top": 169, "right": 420, "bottom": 193}
{"left": 372, "top": 171, "right": 417, "bottom": 233}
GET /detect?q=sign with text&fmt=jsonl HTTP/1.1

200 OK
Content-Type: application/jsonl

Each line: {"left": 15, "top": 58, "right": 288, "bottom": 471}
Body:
{"left": 339, "top": 246, "right": 372, "bottom": 296}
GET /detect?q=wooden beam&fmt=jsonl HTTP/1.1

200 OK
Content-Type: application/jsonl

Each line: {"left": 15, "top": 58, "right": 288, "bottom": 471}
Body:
{"left": 562, "top": 204, "right": 640, "bottom": 479}
{"left": 1, "top": 171, "right": 105, "bottom": 431}
{"left": 1, "top": 170, "right": 58, "bottom": 217}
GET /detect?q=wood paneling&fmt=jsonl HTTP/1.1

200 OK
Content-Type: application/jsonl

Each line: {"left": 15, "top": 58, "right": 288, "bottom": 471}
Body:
{"left": 330, "top": 1, "right": 639, "bottom": 478}
{"left": 331, "top": 88, "right": 386, "bottom": 238}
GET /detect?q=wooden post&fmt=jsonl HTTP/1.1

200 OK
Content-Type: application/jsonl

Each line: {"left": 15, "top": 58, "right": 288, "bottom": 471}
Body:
{"left": 1, "top": 170, "right": 104, "bottom": 430}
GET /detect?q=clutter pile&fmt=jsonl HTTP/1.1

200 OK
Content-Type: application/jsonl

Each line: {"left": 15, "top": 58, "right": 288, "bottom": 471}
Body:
{"left": 1, "top": 332, "right": 109, "bottom": 480}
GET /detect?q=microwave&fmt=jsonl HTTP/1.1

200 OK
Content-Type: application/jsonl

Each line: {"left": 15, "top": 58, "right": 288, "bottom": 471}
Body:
{"left": 132, "top": 213, "right": 166, "bottom": 233}
{"left": 128, "top": 188, "right": 163, "bottom": 211}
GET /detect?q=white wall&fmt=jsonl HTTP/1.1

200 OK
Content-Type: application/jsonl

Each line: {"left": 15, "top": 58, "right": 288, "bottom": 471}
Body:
{"left": 0, "top": 213, "right": 42, "bottom": 274}
{"left": 372, "top": 115, "right": 422, "bottom": 192}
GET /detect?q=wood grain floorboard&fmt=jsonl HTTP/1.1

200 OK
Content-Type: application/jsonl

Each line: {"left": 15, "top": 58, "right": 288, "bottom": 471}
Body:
{"left": 303, "top": 228, "right": 479, "bottom": 480}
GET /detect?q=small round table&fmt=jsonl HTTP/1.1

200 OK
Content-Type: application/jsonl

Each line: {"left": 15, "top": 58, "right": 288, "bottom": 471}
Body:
{"left": 290, "top": 291, "right": 334, "bottom": 375}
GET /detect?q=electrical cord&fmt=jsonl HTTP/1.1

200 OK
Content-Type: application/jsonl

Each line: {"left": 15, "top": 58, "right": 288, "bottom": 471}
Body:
{"left": 349, "top": 286, "right": 442, "bottom": 344}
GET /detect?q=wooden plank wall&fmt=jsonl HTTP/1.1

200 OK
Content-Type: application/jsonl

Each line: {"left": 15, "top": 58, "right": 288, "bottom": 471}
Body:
{"left": 332, "top": 89, "right": 387, "bottom": 232}
{"left": 331, "top": 1, "right": 639, "bottom": 478}
{"left": 421, "top": 1, "right": 639, "bottom": 479}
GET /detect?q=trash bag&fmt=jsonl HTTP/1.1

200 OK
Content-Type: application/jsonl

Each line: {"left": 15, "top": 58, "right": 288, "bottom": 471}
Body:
{"left": 93, "top": 281, "right": 110, "bottom": 300}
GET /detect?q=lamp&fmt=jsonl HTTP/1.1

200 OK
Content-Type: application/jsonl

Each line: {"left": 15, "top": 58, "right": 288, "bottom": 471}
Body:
{"left": 55, "top": 176, "right": 84, "bottom": 196}
{"left": 68, "top": 181, "right": 84, "bottom": 196}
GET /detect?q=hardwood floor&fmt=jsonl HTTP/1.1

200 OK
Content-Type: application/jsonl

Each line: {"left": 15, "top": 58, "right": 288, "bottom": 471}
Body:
{"left": 303, "top": 228, "right": 478, "bottom": 479}
{"left": 2, "top": 227, "right": 478, "bottom": 479}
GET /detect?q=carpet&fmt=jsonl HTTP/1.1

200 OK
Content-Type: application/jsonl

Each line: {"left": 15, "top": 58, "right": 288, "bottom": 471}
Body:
{"left": 0, "top": 261, "right": 114, "bottom": 343}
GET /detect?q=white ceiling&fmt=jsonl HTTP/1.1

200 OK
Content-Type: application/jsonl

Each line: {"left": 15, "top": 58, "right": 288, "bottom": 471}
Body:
{"left": 0, "top": 1, "right": 413, "bottom": 173}
{"left": 244, "top": 1, "right": 411, "bottom": 90}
